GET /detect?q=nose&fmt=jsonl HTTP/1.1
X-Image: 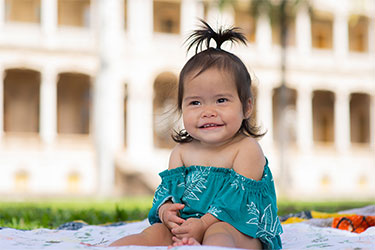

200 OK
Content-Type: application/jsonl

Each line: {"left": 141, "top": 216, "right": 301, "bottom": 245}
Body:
{"left": 202, "top": 106, "right": 217, "bottom": 118}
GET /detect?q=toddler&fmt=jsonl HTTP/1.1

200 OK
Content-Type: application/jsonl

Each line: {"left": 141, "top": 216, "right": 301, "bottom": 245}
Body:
{"left": 110, "top": 20, "right": 283, "bottom": 249}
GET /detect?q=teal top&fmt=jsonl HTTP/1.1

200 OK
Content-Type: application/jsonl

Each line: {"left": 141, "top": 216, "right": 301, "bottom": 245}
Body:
{"left": 148, "top": 159, "right": 283, "bottom": 250}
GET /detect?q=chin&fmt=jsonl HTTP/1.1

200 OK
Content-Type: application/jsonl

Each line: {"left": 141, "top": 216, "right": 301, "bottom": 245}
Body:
{"left": 200, "top": 137, "right": 230, "bottom": 145}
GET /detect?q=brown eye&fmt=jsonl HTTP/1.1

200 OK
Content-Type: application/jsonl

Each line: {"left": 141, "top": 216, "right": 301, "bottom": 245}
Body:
{"left": 190, "top": 101, "right": 201, "bottom": 106}
{"left": 217, "top": 98, "right": 228, "bottom": 103}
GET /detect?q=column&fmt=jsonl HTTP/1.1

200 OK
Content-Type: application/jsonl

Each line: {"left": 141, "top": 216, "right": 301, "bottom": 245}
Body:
{"left": 127, "top": 73, "right": 154, "bottom": 156}
{"left": 256, "top": 13, "right": 272, "bottom": 54}
{"left": 0, "top": 0, "right": 4, "bottom": 28}
{"left": 256, "top": 84, "right": 273, "bottom": 150}
{"left": 296, "top": 86, "right": 313, "bottom": 152}
{"left": 334, "top": 90, "right": 350, "bottom": 152}
{"left": 41, "top": 0, "right": 58, "bottom": 47}
{"left": 206, "top": 2, "right": 233, "bottom": 27}
{"left": 370, "top": 95, "right": 375, "bottom": 150}
{"left": 0, "top": 68, "right": 3, "bottom": 138}
{"left": 333, "top": 10, "right": 348, "bottom": 58}
{"left": 128, "top": 0, "right": 152, "bottom": 41}
{"left": 296, "top": 5, "right": 311, "bottom": 55}
{"left": 181, "top": 0, "right": 202, "bottom": 37}
{"left": 39, "top": 67, "right": 57, "bottom": 144}
{"left": 94, "top": 0, "right": 124, "bottom": 196}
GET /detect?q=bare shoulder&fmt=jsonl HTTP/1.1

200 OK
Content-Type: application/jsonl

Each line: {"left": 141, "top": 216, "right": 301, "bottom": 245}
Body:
{"left": 168, "top": 144, "right": 184, "bottom": 170}
{"left": 169, "top": 142, "right": 197, "bottom": 169}
{"left": 232, "top": 136, "right": 266, "bottom": 181}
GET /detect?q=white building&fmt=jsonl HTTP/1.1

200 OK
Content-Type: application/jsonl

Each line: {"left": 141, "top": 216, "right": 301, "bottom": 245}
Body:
{"left": 0, "top": 0, "right": 374, "bottom": 199}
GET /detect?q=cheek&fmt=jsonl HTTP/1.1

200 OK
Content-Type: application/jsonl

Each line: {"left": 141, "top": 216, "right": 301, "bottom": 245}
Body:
{"left": 182, "top": 111, "right": 193, "bottom": 128}
{"left": 230, "top": 109, "right": 246, "bottom": 127}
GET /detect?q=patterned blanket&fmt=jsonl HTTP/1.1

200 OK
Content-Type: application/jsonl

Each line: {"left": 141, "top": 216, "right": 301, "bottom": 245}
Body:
{"left": 0, "top": 206, "right": 374, "bottom": 249}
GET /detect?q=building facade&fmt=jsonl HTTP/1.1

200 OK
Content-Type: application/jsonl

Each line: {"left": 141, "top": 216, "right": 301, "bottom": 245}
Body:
{"left": 0, "top": 0, "right": 374, "bottom": 199}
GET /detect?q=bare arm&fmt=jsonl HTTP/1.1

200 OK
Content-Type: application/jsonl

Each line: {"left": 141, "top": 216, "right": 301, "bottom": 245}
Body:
{"left": 233, "top": 137, "right": 265, "bottom": 181}
{"left": 168, "top": 144, "right": 184, "bottom": 170}
{"left": 158, "top": 145, "right": 186, "bottom": 229}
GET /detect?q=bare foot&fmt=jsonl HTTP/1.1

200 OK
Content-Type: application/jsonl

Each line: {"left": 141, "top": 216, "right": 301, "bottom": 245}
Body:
{"left": 168, "top": 237, "right": 200, "bottom": 248}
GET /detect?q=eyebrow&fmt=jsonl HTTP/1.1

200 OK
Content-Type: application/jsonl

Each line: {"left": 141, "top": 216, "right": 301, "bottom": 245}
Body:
{"left": 183, "top": 93, "right": 234, "bottom": 101}
{"left": 183, "top": 96, "right": 201, "bottom": 102}
{"left": 215, "top": 93, "right": 234, "bottom": 98}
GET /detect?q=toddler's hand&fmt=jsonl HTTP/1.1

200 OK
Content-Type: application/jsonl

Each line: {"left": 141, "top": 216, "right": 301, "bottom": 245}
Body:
{"left": 171, "top": 218, "right": 207, "bottom": 243}
{"left": 159, "top": 202, "right": 185, "bottom": 230}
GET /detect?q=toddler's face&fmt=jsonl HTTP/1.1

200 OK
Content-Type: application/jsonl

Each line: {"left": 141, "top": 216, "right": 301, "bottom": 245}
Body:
{"left": 181, "top": 68, "right": 249, "bottom": 146}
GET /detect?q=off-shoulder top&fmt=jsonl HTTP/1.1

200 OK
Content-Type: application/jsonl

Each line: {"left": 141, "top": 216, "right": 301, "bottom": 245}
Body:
{"left": 148, "top": 158, "right": 283, "bottom": 249}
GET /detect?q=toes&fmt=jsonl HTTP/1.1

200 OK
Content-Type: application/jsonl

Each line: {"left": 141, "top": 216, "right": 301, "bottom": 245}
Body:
{"left": 188, "top": 237, "right": 200, "bottom": 245}
{"left": 188, "top": 238, "right": 196, "bottom": 245}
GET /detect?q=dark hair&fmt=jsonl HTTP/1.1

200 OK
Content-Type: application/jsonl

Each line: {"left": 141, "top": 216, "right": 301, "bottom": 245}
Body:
{"left": 173, "top": 20, "right": 265, "bottom": 143}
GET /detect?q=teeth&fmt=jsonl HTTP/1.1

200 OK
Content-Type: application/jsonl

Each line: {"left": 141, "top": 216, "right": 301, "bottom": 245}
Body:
{"left": 203, "top": 124, "right": 216, "bottom": 128}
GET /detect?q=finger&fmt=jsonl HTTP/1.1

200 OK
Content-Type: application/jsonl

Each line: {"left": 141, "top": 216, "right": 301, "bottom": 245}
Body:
{"left": 172, "top": 236, "right": 180, "bottom": 243}
{"left": 171, "top": 237, "right": 186, "bottom": 248}
{"left": 169, "top": 203, "right": 185, "bottom": 211}
{"left": 171, "top": 226, "right": 189, "bottom": 235}
{"left": 170, "top": 215, "right": 185, "bottom": 224}
{"left": 167, "top": 222, "right": 180, "bottom": 229}
{"left": 188, "top": 238, "right": 198, "bottom": 245}
{"left": 172, "top": 237, "right": 188, "bottom": 245}
{"left": 173, "top": 233, "right": 190, "bottom": 240}
{"left": 169, "top": 220, "right": 186, "bottom": 229}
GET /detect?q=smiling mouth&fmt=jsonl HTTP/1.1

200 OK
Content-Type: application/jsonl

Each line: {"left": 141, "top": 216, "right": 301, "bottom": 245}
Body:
{"left": 199, "top": 123, "right": 224, "bottom": 129}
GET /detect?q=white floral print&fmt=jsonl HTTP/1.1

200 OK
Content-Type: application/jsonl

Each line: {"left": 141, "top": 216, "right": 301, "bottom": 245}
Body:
{"left": 208, "top": 206, "right": 222, "bottom": 217}
{"left": 183, "top": 167, "right": 210, "bottom": 203}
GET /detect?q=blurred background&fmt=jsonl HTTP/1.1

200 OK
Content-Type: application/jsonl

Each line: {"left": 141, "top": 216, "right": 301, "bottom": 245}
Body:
{"left": 0, "top": 0, "right": 374, "bottom": 203}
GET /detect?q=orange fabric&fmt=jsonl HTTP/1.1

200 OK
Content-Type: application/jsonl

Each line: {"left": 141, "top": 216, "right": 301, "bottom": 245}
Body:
{"left": 332, "top": 215, "right": 375, "bottom": 233}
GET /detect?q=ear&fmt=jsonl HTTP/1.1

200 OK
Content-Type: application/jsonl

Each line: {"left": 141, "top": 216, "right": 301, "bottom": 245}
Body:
{"left": 244, "top": 98, "right": 253, "bottom": 119}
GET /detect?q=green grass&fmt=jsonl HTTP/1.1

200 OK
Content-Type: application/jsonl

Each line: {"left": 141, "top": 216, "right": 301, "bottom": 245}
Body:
{"left": 0, "top": 197, "right": 153, "bottom": 230}
{"left": 277, "top": 200, "right": 374, "bottom": 215}
{"left": 0, "top": 197, "right": 373, "bottom": 230}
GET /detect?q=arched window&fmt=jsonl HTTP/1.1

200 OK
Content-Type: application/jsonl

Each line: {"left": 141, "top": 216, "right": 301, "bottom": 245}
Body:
{"left": 311, "top": 11, "right": 333, "bottom": 49}
{"left": 348, "top": 15, "right": 369, "bottom": 52}
{"left": 350, "top": 93, "right": 370, "bottom": 144}
{"left": 58, "top": 0, "right": 91, "bottom": 27}
{"left": 5, "top": 0, "right": 41, "bottom": 23}
{"left": 153, "top": 72, "right": 178, "bottom": 149}
{"left": 272, "top": 86, "right": 297, "bottom": 144}
{"left": 57, "top": 73, "right": 91, "bottom": 134}
{"left": 4, "top": 69, "right": 40, "bottom": 133}
{"left": 234, "top": 1, "right": 256, "bottom": 43}
{"left": 312, "top": 90, "right": 335, "bottom": 143}
{"left": 153, "top": 0, "right": 181, "bottom": 34}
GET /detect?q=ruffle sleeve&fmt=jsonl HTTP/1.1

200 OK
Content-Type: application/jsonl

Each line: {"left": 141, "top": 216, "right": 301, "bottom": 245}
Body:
{"left": 148, "top": 167, "right": 186, "bottom": 224}
{"left": 207, "top": 164, "right": 283, "bottom": 250}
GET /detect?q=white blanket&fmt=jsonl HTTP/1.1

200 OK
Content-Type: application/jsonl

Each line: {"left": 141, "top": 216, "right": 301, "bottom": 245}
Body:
{"left": 0, "top": 208, "right": 374, "bottom": 249}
